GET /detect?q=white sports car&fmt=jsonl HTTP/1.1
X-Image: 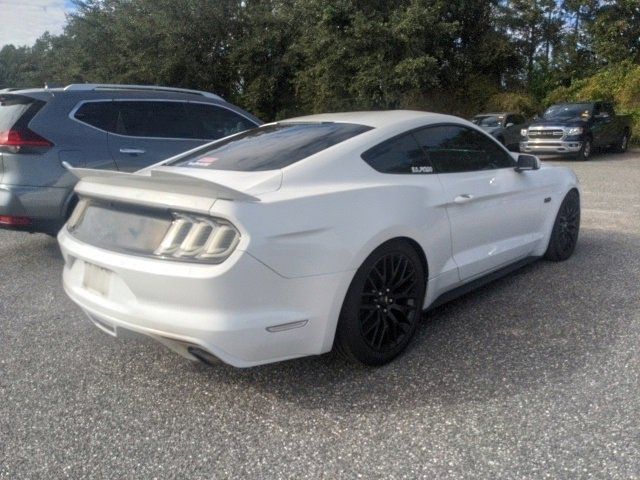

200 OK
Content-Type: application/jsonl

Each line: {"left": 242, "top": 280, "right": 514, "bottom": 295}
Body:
{"left": 58, "top": 111, "right": 581, "bottom": 367}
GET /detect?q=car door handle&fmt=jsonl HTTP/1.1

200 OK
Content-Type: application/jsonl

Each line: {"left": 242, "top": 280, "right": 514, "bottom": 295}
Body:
{"left": 454, "top": 194, "right": 474, "bottom": 204}
{"left": 119, "top": 148, "right": 146, "bottom": 155}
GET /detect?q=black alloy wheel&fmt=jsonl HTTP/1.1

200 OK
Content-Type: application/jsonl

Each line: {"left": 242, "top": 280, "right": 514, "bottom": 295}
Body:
{"left": 360, "top": 254, "right": 419, "bottom": 351}
{"left": 544, "top": 190, "right": 580, "bottom": 262}
{"left": 335, "top": 240, "right": 426, "bottom": 365}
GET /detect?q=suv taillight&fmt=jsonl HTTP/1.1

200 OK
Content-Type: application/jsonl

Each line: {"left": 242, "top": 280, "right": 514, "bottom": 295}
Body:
{"left": 0, "top": 128, "right": 54, "bottom": 149}
{"left": 0, "top": 95, "right": 51, "bottom": 154}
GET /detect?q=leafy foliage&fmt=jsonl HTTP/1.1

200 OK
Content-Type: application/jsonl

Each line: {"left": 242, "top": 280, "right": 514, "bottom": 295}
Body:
{"left": 0, "top": 0, "right": 638, "bottom": 128}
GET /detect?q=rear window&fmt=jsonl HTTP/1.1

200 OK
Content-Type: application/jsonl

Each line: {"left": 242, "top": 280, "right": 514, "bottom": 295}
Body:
{"left": 0, "top": 95, "right": 41, "bottom": 131}
{"left": 170, "top": 122, "right": 372, "bottom": 171}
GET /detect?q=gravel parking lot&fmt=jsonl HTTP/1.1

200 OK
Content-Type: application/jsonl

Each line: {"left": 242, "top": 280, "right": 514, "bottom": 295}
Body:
{"left": 1, "top": 151, "right": 639, "bottom": 479}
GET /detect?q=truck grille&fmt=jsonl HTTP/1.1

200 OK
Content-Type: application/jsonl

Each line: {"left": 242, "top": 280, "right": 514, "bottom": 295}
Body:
{"left": 528, "top": 129, "right": 564, "bottom": 140}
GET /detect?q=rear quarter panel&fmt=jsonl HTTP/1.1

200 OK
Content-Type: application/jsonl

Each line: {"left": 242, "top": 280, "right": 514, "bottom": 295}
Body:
{"left": 210, "top": 173, "right": 455, "bottom": 284}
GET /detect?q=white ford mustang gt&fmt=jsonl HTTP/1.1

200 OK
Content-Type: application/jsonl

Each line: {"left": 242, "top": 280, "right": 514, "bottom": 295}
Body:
{"left": 58, "top": 111, "right": 580, "bottom": 367}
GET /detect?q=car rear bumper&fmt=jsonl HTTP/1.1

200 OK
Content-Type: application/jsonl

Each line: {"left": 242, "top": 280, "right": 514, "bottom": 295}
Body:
{"left": 0, "top": 184, "right": 69, "bottom": 233}
{"left": 519, "top": 141, "right": 583, "bottom": 154}
{"left": 58, "top": 228, "right": 353, "bottom": 367}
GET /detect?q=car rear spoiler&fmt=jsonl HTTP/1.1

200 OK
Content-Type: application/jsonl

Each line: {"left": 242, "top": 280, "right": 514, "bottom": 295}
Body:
{"left": 63, "top": 163, "right": 261, "bottom": 202}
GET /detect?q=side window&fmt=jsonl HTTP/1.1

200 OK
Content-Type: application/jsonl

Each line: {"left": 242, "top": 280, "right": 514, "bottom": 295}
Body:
{"left": 73, "top": 101, "right": 118, "bottom": 132}
{"left": 603, "top": 103, "right": 615, "bottom": 116}
{"left": 413, "top": 125, "right": 514, "bottom": 174}
{"left": 361, "top": 132, "right": 432, "bottom": 174}
{"left": 113, "top": 101, "right": 192, "bottom": 138}
{"left": 513, "top": 114, "right": 525, "bottom": 125}
{"left": 593, "top": 103, "right": 602, "bottom": 116}
{"left": 185, "top": 103, "right": 256, "bottom": 140}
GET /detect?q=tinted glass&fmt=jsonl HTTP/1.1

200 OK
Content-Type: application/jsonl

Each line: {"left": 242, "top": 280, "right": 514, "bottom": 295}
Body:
{"left": 413, "top": 125, "right": 514, "bottom": 173}
{"left": 602, "top": 103, "right": 615, "bottom": 116}
{"left": 185, "top": 103, "right": 256, "bottom": 140}
{"left": 74, "top": 101, "right": 118, "bottom": 132}
{"left": 361, "top": 133, "right": 432, "bottom": 174}
{"left": 170, "top": 122, "right": 372, "bottom": 171}
{"left": 114, "top": 101, "right": 192, "bottom": 138}
{"left": 543, "top": 104, "right": 592, "bottom": 120}
{"left": 473, "top": 115, "right": 501, "bottom": 127}
{"left": 0, "top": 95, "right": 38, "bottom": 131}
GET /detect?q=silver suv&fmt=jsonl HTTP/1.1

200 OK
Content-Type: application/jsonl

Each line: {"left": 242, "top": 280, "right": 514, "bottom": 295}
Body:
{"left": 0, "top": 84, "right": 261, "bottom": 234}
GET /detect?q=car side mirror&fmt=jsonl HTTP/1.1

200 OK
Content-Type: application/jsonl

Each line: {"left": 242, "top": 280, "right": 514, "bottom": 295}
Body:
{"left": 515, "top": 154, "right": 540, "bottom": 172}
{"left": 506, "top": 122, "right": 514, "bottom": 128}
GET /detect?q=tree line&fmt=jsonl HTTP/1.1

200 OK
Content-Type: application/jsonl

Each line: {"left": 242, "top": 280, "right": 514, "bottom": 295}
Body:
{"left": 0, "top": 0, "right": 639, "bottom": 128}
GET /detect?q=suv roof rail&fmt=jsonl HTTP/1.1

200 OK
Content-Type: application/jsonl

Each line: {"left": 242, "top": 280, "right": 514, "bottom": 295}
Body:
{"left": 63, "top": 84, "right": 224, "bottom": 101}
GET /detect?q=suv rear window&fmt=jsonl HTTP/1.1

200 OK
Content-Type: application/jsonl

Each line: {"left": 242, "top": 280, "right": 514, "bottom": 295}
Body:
{"left": 170, "top": 122, "right": 372, "bottom": 171}
{"left": 0, "top": 95, "right": 42, "bottom": 131}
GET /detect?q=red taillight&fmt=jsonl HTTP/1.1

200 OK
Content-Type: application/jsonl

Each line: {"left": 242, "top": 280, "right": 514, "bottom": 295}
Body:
{"left": 0, "top": 215, "right": 32, "bottom": 226}
{"left": 0, "top": 128, "right": 53, "bottom": 148}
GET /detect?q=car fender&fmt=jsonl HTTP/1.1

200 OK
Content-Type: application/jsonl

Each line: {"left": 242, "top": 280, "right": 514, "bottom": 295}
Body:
{"left": 532, "top": 165, "right": 581, "bottom": 256}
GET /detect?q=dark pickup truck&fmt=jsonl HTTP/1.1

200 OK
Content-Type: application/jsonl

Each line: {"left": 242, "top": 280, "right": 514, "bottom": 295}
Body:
{"left": 520, "top": 101, "right": 632, "bottom": 160}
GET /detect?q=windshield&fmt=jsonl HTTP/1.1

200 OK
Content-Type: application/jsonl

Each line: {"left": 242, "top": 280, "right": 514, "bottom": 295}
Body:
{"left": 169, "top": 122, "right": 372, "bottom": 171}
{"left": 472, "top": 115, "right": 502, "bottom": 127}
{"left": 543, "top": 104, "right": 592, "bottom": 120}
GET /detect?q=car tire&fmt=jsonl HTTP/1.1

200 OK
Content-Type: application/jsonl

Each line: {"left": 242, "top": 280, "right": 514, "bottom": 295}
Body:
{"left": 575, "top": 138, "right": 592, "bottom": 161}
{"left": 544, "top": 190, "right": 580, "bottom": 262}
{"left": 614, "top": 130, "right": 630, "bottom": 153}
{"left": 335, "top": 240, "right": 426, "bottom": 366}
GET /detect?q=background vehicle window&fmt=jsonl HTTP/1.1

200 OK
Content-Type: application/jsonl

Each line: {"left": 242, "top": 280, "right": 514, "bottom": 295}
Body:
{"left": 412, "top": 125, "right": 514, "bottom": 173}
{"left": 170, "top": 122, "right": 372, "bottom": 171}
{"left": 603, "top": 103, "right": 615, "bottom": 116}
{"left": 361, "top": 133, "right": 431, "bottom": 174}
{"left": 473, "top": 115, "right": 501, "bottom": 127}
{"left": 185, "top": 103, "right": 256, "bottom": 140}
{"left": 593, "top": 103, "right": 602, "bottom": 116}
{"left": 73, "top": 101, "right": 118, "bottom": 132}
{"left": 114, "top": 101, "right": 192, "bottom": 138}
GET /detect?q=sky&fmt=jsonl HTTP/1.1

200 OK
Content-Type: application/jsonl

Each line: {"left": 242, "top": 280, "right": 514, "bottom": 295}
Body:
{"left": 0, "top": 0, "right": 74, "bottom": 48}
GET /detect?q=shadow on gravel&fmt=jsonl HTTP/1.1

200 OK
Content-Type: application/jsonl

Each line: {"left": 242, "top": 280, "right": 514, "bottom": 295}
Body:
{"left": 192, "top": 229, "right": 640, "bottom": 412}
{"left": 0, "top": 232, "right": 61, "bottom": 264}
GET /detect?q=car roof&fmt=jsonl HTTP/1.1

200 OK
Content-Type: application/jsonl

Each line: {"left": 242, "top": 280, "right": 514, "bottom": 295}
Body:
{"left": 2, "top": 84, "right": 263, "bottom": 125}
{"left": 3, "top": 84, "right": 225, "bottom": 103}
{"left": 474, "top": 112, "right": 515, "bottom": 117}
{"left": 551, "top": 102, "right": 597, "bottom": 106}
{"left": 280, "top": 110, "right": 462, "bottom": 128}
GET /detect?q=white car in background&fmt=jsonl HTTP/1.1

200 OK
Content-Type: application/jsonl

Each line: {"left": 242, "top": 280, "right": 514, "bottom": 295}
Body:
{"left": 58, "top": 111, "right": 581, "bottom": 367}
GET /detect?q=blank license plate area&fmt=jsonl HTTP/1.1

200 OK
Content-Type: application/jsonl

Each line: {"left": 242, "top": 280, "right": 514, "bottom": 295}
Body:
{"left": 83, "top": 262, "right": 112, "bottom": 296}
